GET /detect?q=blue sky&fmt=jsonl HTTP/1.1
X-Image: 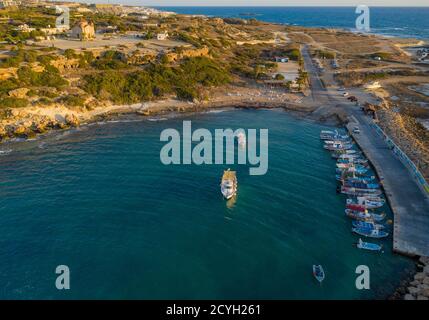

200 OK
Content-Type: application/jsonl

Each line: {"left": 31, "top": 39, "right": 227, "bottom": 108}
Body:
{"left": 69, "top": 0, "right": 429, "bottom": 6}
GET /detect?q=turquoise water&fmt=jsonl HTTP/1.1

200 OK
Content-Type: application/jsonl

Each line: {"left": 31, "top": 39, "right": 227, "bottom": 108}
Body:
{"left": 0, "top": 109, "right": 414, "bottom": 299}
{"left": 152, "top": 6, "right": 429, "bottom": 40}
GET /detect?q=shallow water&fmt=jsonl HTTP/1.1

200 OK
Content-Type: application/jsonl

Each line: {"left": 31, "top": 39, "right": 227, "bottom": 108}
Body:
{"left": 0, "top": 109, "right": 413, "bottom": 299}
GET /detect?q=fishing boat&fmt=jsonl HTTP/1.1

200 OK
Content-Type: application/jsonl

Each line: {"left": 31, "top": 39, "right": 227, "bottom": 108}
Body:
{"left": 347, "top": 197, "right": 385, "bottom": 209}
{"left": 337, "top": 157, "right": 368, "bottom": 166}
{"left": 356, "top": 238, "right": 383, "bottom": 251}
{"left": 331, "top": 149, "right": 360, "bottom": 158}
{"left": 325, "top": 138, "right": 352, "bottom": 145}
{"left": 345, "top": 209, "right": 386, "bottom": 222}
{"left": 312, "top": 265, "right": 325, "bottom": 283}
{"left": 324, "top": 142, "right": 353, "bottom": 151}
{"left": 221, "top": 169, "right": 237, "bottom": 200}
{"left": 340, "top": 186, "right": 382, "bottom": 196}
{"left": 336, "top": 166, "right": 369, "bottom": 175}
{"left": 320, "top": 130, "right": 349, "bottom": 140}
{"left": 336, "top": 163, "right": 369, "bottom": 171}
{"left": 320, "top": 130, "right": 337, "bottom": 140}
{"left": 352, "top": 220, "right": 385, "bottom": 230}
{"left": 345, "top": 209, "right": 372, "bottom": 221}
{"left": 342, "top": 181, "right": 380, "bottom": 190}
{"left": 352, "top": 227, "right": 389, "bottom": 239}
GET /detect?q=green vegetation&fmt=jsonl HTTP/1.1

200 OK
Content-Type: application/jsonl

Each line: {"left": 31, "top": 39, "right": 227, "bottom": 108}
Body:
{"left": 59, "top": 95, "right": 86, "bottom": 107}
{"left": 314, "top": 49, "right": 336, "bottom": 59}
{"left": 0, "top": 97, "right": 28, "bottom": 109}
{"left": 82, "top": 57, "right": 230, "bottom": 103}
{"left": 17, "top": 65, "right": 67, "bottom": 89}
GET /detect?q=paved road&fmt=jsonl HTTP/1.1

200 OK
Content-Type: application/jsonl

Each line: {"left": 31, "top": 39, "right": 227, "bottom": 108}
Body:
{"left": 301, "top": 45, "right": 429, "bottom": 257}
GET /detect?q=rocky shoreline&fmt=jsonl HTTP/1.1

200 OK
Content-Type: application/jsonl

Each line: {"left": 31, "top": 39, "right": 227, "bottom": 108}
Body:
{"left": 0, "top": 94, "right": 320, "bottom": 145}
{"left": 389, "top": 256, "right": 429, "bottom": 300}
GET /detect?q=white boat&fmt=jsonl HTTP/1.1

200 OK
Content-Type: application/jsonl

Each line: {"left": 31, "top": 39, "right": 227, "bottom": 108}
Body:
{"left": 221, "top": 169, "right": 237, "bottom": 200}
{"left": 356, "top": 238, "right": 383, "bottom": 251}
{"left": 312, "top": 265, "right": 325, "bottom": 283}
{"left": 347, "top": 197, "right": 385, "bottom": 209}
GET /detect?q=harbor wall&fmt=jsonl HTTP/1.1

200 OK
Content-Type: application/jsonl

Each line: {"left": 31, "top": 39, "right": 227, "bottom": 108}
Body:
{"left": 368, "top": 122, "right": 429, "bottom": 196}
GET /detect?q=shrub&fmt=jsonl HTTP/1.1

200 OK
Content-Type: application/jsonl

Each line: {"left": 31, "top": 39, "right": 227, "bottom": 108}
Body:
{"left": 0, "top": 97, "right": 29, "bottom": 109}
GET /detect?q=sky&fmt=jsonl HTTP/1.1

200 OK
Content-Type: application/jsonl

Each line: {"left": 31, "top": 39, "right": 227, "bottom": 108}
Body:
{"left": 75, "top": 0, "right": 429, "bottom": 6}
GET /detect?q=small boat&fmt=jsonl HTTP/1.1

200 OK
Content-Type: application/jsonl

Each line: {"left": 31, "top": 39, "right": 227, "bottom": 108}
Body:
{"left": 356, "top": 238, "right": 383, "bottom": 251}
{"left": 352, "top": 220, "right": 385, "bottom": 230}
{"left": 320, "top": 130, "right": 348, "bottom": 140}
{"left": 331, "top": 150, "right": 360, "bottom": 158}
{"left": 312, "top": 265, "right": 325, "bottom": 283}
{"left": 345, "top": 209, "right": 386, "bottom": 222}
{"left": 343, "top": 181, "right": 380, "bottom": 189}
{"left": 221, "top": 169, "right": 237, "bottom": 200}
{"left": 325, "top": 139, "right": 352, "bottom": 145}
{"left": 340, "top": 186, "right": 382, "bottom": 196}
{"left": 352, "top": 227, "right": 389, "bottom": 238}
{"left": 324, "top": 142, "right": 353, "bottom": 151}
{"left": 347, "top": 197, "right": 385, "bottom": 209}
{"left": 336, "top": 166, "right": 369, "bottom": 175}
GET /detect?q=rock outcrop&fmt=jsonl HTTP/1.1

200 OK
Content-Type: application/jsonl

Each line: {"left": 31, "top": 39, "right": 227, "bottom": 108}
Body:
{"left": 391, "top": 256, "right": 429, "bottom": 300}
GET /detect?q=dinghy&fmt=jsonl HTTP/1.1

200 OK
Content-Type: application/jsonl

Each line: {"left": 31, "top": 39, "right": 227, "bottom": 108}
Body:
{"left": 356, "top": 238, "right": 383, "bottom": 251}
{"left": 312, "top": 265, "right": 325, "bottom": 283}
{"left": 352, "top": 227, "right": 389, "bottom": 239}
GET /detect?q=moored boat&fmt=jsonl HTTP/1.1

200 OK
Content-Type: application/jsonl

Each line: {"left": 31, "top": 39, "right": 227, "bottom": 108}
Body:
{"left": 324, "top": 142, "right": 353, "bottom": 151}
{"left": 352, "top": 220, "right": 385, "bottom": 230}
{"left": 340, "top": 186, "right": 382, "bottom": 196}
{"left": 312, "top": 265, "right": 325, "bottom": 283}
{"left": 352, "top": 227, "right": 389, "bottom": 238}
{"left": 346, "top": 197, "right": 385, "bottom": 209}
{"left": 221, "top": 169, "right": 237, "bottom": 200}
{"left": 356, "top": 238, "right": 383, "bottom": 251}
{"left": 345, "top": 209, "right": 386, "bottom": 222}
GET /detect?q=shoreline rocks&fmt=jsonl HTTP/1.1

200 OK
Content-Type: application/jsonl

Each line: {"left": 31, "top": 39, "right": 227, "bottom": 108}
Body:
{"left": 390, "top": 256, "right": 429, "bottom": 300}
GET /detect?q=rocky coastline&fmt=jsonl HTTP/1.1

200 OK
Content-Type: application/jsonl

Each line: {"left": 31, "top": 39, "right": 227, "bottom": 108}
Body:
{"left": 389, "top": 256, "right": 429, "bottom": 300}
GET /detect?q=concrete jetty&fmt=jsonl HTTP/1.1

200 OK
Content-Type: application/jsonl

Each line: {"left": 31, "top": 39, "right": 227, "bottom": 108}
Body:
{"left": 347, "top": 111, "right": 429, "bottom": 257}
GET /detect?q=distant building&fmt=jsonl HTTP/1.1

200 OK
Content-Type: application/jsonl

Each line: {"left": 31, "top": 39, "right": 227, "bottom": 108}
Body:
{"left": 0, "top": 0, "right": 20, "bottom": 8}
{"left": 70, "top": 20, "right": 95, "bottom": 41}
{"left": 156, "top": 32, "right": 168, "bottom": 41}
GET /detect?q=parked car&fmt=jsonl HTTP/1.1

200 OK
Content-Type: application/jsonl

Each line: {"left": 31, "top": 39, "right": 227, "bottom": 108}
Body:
{"left": 337, "top": 87, "right": 346, "bottom": 91}
{"left": 343, "top": 92, "right": 349, "bottom": 97}
{"left": 353, "top": 126, "right": 360, "bottom": 134}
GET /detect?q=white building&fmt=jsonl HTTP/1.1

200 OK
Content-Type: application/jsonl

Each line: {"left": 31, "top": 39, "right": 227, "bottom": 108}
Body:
{"left": 157, "top": 32, "right": 168, "bottom": 41}
{"left": 0, "top": 0, "right": 20, "bottom": 8}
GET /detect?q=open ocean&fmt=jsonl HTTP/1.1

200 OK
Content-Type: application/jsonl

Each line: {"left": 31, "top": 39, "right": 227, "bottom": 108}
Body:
{"left": 153, "top": 6, "right": 429, "bottom": 40}
{"left": 0, "top": 110, "right": 414, "bottom": 299}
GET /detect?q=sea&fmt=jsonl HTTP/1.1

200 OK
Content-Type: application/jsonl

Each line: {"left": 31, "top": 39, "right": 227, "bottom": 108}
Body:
{"left": 152, "top": 6, "right": 429, "bottom": 40}
{"left": 0, "top": 110, "right": 415, "bottom": 299}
